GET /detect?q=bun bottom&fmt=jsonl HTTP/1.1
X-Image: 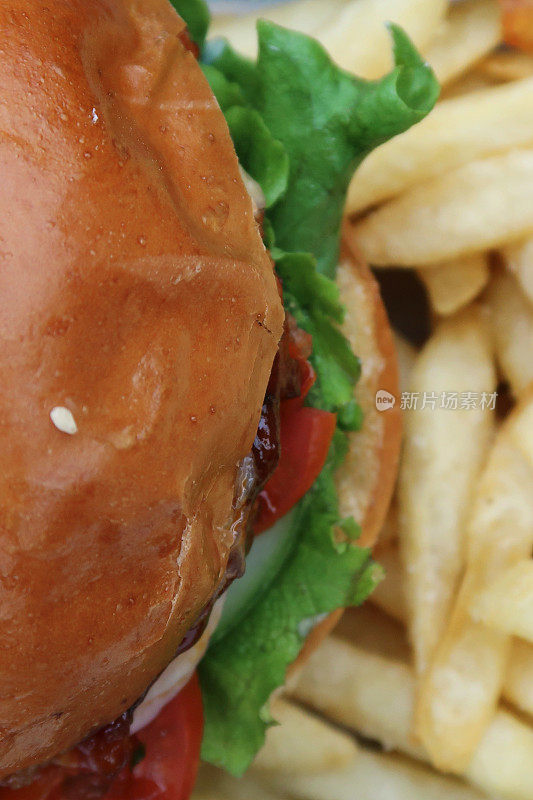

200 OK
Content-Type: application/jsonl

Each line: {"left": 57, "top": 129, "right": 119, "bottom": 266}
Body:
{"left": 289, "top": 234, "right": 402, "bottom": 675}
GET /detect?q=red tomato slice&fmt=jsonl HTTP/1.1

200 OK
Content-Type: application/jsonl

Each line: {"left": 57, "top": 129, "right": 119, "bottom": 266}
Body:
{"left": 131, "top": 674, "right": 203, "bottom": 800}
{"left": 255, "top": 403, "right": 337, "bottom": 534}
{"left": 106, "top": 674, "right": 203, "bottom": 800}
{"left": 255, "top": 325, "right": 336, "bottom": 534}
{"left": 0, "top": 770, "right": 62, "bottom": 800}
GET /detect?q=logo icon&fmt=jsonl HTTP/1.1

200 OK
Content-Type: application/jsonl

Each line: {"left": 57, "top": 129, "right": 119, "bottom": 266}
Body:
{"left": 375, "top": 389, "right": 396, "bottom": 411}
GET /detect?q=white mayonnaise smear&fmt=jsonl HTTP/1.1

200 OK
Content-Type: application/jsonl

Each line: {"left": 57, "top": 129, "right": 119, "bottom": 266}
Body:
{"left": 131, "top": 597, "right": 225, "bottom": 733}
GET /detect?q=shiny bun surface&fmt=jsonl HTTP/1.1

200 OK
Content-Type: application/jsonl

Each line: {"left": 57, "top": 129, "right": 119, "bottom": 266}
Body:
{"left": 0, "top": 0, "right": 283, "bottom": 776}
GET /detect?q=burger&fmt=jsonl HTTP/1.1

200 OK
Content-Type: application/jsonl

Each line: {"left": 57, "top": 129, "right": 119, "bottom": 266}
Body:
{"left": 0, "top": 2, "right": 438, "bottom": 798}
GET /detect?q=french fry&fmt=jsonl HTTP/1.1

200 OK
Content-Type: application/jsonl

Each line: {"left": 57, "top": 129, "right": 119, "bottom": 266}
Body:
{"left": 350, "top": 150, "right": 533, "bottom": 266}
{"left": 209, "top": 0, "right": 341, "bottom": 50}
{"left": 419, "top": 254, "right": 489, "bottom": 317}
{"left": 466, "top": 710, "right": 533, "bottom": 800}
{"left": 292, "top": 636, "right": 423, "bottom": 759}
{"left": 399, "top": 308, "right": 496, "bottom": 673}
{"left": 502, "top": 236, "right": 533, "bottom": 305}
{"left": 476, "top": 49, "right": 533, "bottom": 83}
{"left": 346, "top": 77, "right": 533, "bottom": 216}
{"left": 471, "top": 560, "right": 533, "bottom": 643}
{"left": 416, "top": 394, "right": 533, "bottom": 771}
{"left": 310, "top": 0, "right": 446, "bottom": 79}
{"left": 424, "top": 0, "right": 502, "bottom": 86}
{"left": 210, "top": 0, "right": 446, "bottom": 78}
{"left": 293, "top": 635, "right": 533, "bottom": 799}
{"left": 262, "top": 747, "right": 488, "bottom": 800}
{"left": 192, "top": 763, "right": 290, "bottom": 800}
{"left": 251, "top": 698, "right": 358, "bottom": 774}
{"left": 485, "top": 270, "right": 533, "bottom": 397}
{"left": 503, "top": 639, "right": 533, "bottom": 717}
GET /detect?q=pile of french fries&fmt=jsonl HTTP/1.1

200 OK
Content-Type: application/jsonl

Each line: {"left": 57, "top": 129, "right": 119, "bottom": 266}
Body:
{"left": 194, "top": 1, "right": 533, "bottom": 797}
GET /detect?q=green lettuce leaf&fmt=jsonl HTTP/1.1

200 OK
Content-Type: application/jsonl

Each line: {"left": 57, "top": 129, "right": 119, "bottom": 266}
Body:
{"left": 225, "top": 107, "right": 289, "bottom": 208}
{"left": 203, "top": 38, "right": 260, "bottom": 104}
{"left": 276, "top": 252, "right": 361, "bottom": 417}
{"left": 199, "top": 431, "right": 382, "bottom": 774}
{"left": 275, "top": 252, "right": 345, "bottom": 323}
{"left": 203, "top": 24, "right": 439, "bottom": 277}
{"left": 196, "top": 13, "right": 438, "bottom": 776}
{"left": 201, "top": 63, "right": 246, "bottom": 112}
{"left": 170, "top": 0, "right": 210, "bottom": 48}
{"left": 257, "top": 21, "right": 439, "bottom": 276}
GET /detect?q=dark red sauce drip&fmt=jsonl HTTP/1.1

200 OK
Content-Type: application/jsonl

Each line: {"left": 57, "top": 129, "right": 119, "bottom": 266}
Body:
{"left": 252, "top": 389, "right": 280, "bottom": 491}
{"left": 54, "top": 714, "right": 135, "bottom": 799}
{"left": 178, "top": 29, "right": 199, "bottom": 58}
{"left": 251, "top": 314, "right": 310, "bottom": 491}
{"left": 0, "top": 716, "right": 137, "bottom": 799}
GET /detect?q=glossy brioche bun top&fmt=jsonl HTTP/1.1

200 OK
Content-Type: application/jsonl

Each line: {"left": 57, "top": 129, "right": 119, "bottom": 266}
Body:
{"left": 0, "top": 0, "right": 283, "bottom": 777}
